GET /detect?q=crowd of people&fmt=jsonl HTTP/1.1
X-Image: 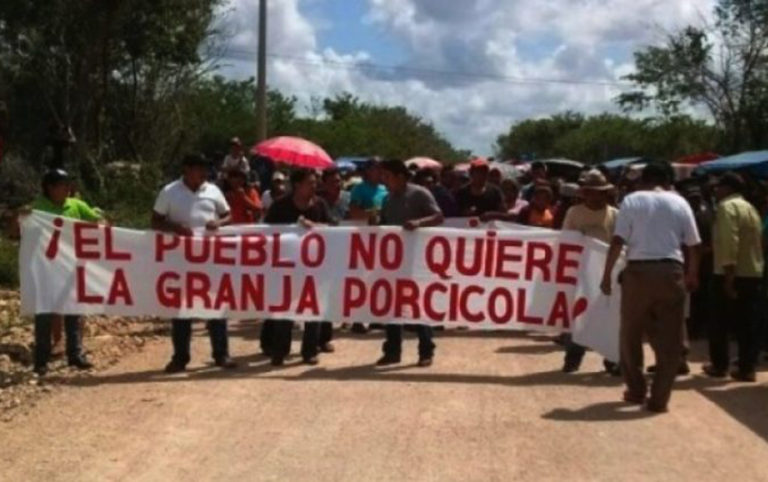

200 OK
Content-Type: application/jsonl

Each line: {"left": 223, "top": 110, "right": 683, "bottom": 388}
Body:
{"left": 23, "top": 134, "right": 768, "bottom": 414}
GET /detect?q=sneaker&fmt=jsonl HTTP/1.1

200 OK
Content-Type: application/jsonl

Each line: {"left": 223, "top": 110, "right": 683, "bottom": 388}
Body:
{"left": 417, "top": 357, "right": 433, "bottom": 367}
{"left": 68, "top": 357, "right": 94, "bottom": 370}
{"left": 214, "top": 358, "right": 238, "bottom": 369}
{"left": 164, "top": 360, "right": 187, "bottom": 374}
{"left": 319, "top": 343, "right": 336, "bottom": 354}
{"left": 376, "top": 355, "right": 401, "bottom": 366}
{"left": 730, "top": 369, "right": 757, "bottom": 383}
{"left": 302, "top": 356, "right": 319, "bottom": 366}
{"left": 702, "top": 364, "right": 727, "bottom": 378}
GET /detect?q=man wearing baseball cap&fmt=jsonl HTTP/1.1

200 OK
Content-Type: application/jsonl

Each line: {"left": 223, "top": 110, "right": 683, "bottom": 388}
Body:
{"left": 30, "top": 169, "right": 101, "bottom": 375}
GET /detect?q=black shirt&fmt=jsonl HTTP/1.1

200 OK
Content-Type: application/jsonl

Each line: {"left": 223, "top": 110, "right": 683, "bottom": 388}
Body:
{"left": 455, "top": 184, "right": 504, "bottom": 216}
{"left": 264, "top": 195, "right": 332, "bottom": 225}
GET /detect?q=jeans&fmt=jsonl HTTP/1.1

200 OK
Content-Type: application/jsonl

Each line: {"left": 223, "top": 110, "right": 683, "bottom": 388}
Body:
{"left": 260, "top": 320, "right": 326, "bottom": 361}
{"left": 382, "top": 325, "right": 435, "bottom": 359}
{"left": 171, "top": 319, "right": 229, "bottom": 365}
{"left": 35, "top": 314, "right": 83, "bottom": 368}
{"left": 709, "top": 276, "right": 763, "bottom": 373}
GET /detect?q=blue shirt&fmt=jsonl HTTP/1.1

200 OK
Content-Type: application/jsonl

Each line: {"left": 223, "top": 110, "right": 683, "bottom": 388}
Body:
{"left": 350, "top": 182, "right": 388, "bottom": 210}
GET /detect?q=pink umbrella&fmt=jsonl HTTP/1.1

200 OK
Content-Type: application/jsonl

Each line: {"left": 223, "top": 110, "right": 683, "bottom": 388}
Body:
{"left": 406, "top": 157, "right": 443, "bottom": 170}
{"left": 251, "top": 136, "right": 333, "bottom": 169}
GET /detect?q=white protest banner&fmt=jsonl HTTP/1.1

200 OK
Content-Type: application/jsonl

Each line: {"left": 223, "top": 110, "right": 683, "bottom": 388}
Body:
{"left": 20, "top": 211, "right": 620, "bottom": 360}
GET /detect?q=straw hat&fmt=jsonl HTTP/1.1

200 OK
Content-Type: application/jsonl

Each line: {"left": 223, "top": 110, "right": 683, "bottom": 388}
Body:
{"left": 579, "top": 169, "right": 614, "bottom": 191}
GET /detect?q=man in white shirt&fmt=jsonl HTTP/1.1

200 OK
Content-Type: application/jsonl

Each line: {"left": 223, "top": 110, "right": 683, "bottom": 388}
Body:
{"left": 152, "top": 153, "right": 236, "bottom": 373}
{"left": 601, "top": 162, "right": 701, "bottom": 413}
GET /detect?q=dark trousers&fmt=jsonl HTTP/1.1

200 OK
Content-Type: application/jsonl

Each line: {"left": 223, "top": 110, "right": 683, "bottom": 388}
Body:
{"left": 620, "top": 263, "right": 686, "bottom": 408}
{"left": 709, "top": 276, "right": 763, "bottom": 373}
{"left": 171, "top": 319, "right": 229, "bottom": 365}
{"left": 260, "top": 320, "right": 329, "bottom": 360}
{"left": 35, "top": 314, "right": 83, "bottom": 368}
{"left": 382, "top": 325, "right": 435, "bottom": 359}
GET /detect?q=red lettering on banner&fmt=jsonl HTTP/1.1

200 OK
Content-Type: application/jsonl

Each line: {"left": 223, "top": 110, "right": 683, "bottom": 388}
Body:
{"left": 555, "top": 243, "right": 583, "bottom": 285}
{"left": 547, "top": 291, "right": 571, "bottom": 328}
{"left": 448, "top": 284, "right": 460, "bottom": 321}
{"left": 495, "top": 240, "right": 522, "bottom": 280}
{"left": 241, "top": 274, "right": 265, "bottom": 310}
{"left": 425, "top": 236, "right": 451, "bottom": 280}
{"left": 459, "top": 285, "right": 485, "bottom": 322}
{"left": 517, "top": 288, "right": 543, "bottom": 325}
{"left": 155, "top": 234, "right": 180, "bottom": 262}
{"left": 213, "top": 236, "right": 237, "bottom": 265}
{"left": 370, "top": 279, "right": 394, "bottom": 316}
{"left": 186, "top": 272, "right": 212, "bottom": 309}
{"left": 272, "top": 234, "right": 295, "bottom": 268}
{"left": 296, "top": 276, "right": 319, "bottom": 315}
{"left": 342, "top": 277, "right": 366, "bottom": 317}
{"left": 456, "top": 237, "right": 483, "bottom": 276}
{"left": 269, "top": 276, "right": 292, "bottom": 311}
{"left": 423, "top": 283, "right": 447, "bottom": 321}
{"left": 214, "top": 273, "right": 236, "bottom": 309}
{"left": 106, "top": 269, "right": 133, "bottom": 305}
{"left": 45, "top": 218, "right": 65, "bottom": 260}
{"left": 483, "top": 231, "right": 497, "bottom": 277}
{"left": 488, "top": 288, "right": 513, "bottom": 325}
{"left": 74, "top": 224, "right": 100, "bottom": 260}
{"left": 380, "top": 233, "right": 403, "bottom": 270}
{"left": 394, "top": 279, "right": 420, "bottom": 318}
{"left": 525, "top": 242, "right": 553, "bottom": 282}
{"left": 76, "top": 266, "right": 104, "bottom": 303}
{"left": 349, "top": 233, "right": 376, "bottom": 269}
{"left": 184, "top": 237, "right": 210, "bottom": 263}
{"left": 301, "top": 233, "right": 325, "bottom": 268}
{"left": 156, "top": 272, "right": 181, "bottom": 308}
{"left": 241, "top": 234, "right": 267, "bottom": 266}
{"left": 105, "top": 227, "right": 132, "bottom": 261}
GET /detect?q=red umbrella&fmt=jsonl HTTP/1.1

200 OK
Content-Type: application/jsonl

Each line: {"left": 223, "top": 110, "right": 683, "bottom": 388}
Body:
{"left": 251, "top": 136, "right": 333, "bottom": 169}
{"left": 675, "top": 152, "right": 719, "bottom": 165}
{"left": 406, "top": 157, "right": 443, "bottom": 170}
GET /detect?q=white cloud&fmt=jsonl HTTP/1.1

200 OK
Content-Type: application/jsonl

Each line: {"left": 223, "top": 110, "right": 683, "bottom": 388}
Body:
{"left": 217, "top": 0, "right": 716, "bottom": 156}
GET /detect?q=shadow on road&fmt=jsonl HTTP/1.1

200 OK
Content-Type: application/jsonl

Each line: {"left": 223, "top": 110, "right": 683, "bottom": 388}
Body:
{"left": 542, "top": 402, "right": 659, "bottom": 422}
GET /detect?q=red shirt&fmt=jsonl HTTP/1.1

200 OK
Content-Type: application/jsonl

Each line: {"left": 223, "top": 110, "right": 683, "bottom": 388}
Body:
{"left": 225, "top": 188, "right": 262, "bottom": 224}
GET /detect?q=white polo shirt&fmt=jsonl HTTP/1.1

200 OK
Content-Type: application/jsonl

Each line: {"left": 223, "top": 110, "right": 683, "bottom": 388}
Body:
{"left": 153, "top": 179, "right": 230, "bottom": 229}
{"left": 614, "top": 190, "right": 701, "bottom": 263}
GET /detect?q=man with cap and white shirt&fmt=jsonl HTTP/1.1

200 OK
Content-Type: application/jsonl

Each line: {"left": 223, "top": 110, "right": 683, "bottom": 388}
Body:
{"left": 152, "top": 153, "right": 236, "bottom": 373}
{"left": 601, "top": 162, "right": 701, "bottom": 413}
{"left": 221, "top": 137, "right": 249, "bottom": 176}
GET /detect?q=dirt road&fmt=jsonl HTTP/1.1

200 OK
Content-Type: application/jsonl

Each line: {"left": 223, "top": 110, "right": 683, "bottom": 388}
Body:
{"left": 2, "top": 321, "right": 768, "bottom": 481}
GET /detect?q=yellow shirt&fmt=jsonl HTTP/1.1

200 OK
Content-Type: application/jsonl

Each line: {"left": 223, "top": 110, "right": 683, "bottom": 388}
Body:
{"left": 562, "top": 204, "right": 617, "bottom": 243}
{"left": 713, "top": 194, "right": 764, "bottom": 277}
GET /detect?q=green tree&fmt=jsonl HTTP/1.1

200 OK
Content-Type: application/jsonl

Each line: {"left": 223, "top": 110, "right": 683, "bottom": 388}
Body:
{"left": 495, "top": 112, "right": 584, "bottom": 160}
{"left": 619, "top": 0, "right": 768, "bottom": 151}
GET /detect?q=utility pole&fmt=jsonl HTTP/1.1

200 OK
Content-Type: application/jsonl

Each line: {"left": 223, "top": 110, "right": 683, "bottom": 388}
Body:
{"left": 255, "top": 0, "right": 268, "bottom": 142}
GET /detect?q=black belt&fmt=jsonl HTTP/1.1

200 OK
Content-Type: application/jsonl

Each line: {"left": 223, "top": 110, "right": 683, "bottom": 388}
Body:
{"left": 628, "top": 259, "right": 683, "bottom": 266}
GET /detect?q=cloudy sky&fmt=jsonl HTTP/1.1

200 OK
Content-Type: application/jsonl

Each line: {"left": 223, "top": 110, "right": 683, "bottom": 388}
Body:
{"left": 216, "top": 0, "right": 715, "bottom": 155}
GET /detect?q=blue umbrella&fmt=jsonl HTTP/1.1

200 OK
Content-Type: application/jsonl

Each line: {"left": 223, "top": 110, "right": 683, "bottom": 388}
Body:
{"left": 601, "top": 157, "right": 644, "bottom": 171}
{"left": 696, "top": 150, "right": 768, "bottom": 177}
{"left": 335, "top": 157, "right": 369, "bottom": 172}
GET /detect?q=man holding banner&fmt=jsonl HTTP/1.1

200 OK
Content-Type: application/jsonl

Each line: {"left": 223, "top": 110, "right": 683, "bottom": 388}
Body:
{"left": 376, "top": 159, "right": 445, "bottom": 367}
{"left": 151, "top": 153, "right": 237, "bottom": 373}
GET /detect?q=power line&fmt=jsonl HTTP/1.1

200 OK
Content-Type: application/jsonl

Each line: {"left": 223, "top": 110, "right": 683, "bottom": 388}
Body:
{"left": 221, "top": 48, "right": 633, "bottom": 88}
